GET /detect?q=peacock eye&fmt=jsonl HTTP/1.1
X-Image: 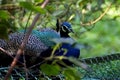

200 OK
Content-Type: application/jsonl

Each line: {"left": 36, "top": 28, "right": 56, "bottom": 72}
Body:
{"left": 61, "top": 25, "right": 74, "bottom": 33}
{"left": 61, "top": 25, "right": 68, "bottom": 32}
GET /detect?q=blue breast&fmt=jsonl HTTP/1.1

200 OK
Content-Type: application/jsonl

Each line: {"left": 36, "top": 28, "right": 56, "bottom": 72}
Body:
{"left": 39, "top": 42, "right": 80, "bottom": 66}
{"left": 55, "top": 43, "right": 80, "bottom": 58}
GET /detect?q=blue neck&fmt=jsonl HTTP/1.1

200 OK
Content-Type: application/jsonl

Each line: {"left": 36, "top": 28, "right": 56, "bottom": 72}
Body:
{"left": 60, "top": 30, "right": 70, "bottom": 38}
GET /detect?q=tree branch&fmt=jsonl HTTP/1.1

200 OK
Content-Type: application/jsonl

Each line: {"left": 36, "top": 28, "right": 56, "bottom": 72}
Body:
{"left": 81, "top": 3, "right": 112, "bottom": 26}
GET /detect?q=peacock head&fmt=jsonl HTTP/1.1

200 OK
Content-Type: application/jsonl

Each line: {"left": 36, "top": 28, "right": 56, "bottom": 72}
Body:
{"left": 60, "top": 22, "right": 74, "bottom": 37}
{"left": 56, "top": 19, "right": 74, "bottom": 37}
{"left": 61, "top": 22, "right": 74, "bottom": 33}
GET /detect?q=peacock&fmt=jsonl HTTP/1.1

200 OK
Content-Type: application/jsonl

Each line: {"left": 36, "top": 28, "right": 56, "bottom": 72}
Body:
{"left": 0, "top": 20, "right": 80, "bottom": 67}
{"left": 36, "top": 21, "right": 80, "bottom": 66}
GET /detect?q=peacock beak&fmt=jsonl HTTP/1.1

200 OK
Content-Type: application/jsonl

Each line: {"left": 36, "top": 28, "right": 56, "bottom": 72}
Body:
{"left": 69, "top": 28, "right": 74, "bottom": 33}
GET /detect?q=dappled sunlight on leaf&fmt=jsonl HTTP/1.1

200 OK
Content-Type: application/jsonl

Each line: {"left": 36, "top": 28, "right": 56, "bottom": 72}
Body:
{"left": 62, "top": 68, "right": 81, "bottom": 80}
{"left": 40, "top": 64, "right": 61, "bottom": 76}
{"left": 19, "top": 1, "right": 46, "bottom": 14}
{"left": 0, "top": 10, "right": 10, "bottom": 20}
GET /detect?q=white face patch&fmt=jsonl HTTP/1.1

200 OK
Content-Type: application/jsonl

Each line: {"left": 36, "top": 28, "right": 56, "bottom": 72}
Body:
{"left": 61, "top": 25, "right": 67, "bottom": 32}
{"left": 62, "top": 25, "right": 72, "bottom": 33}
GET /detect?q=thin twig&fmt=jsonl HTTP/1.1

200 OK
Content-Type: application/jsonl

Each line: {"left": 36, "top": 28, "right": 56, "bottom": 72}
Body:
{"left": 0, "top": 47, "right": 13, "bottom": 58}
{"left": 81, "top": 3, "right": 112, "bottom": 26}
{"left": 4, "top": 0, "right": 49, "bottom": 80}
{"left": 0, "top": 47, "right": 24, "bottom": 65}
{"left": 23, "top": 11, "right": 32, "bottom": 80}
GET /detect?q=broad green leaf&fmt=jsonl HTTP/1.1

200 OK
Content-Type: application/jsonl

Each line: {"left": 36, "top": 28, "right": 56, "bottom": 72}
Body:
{"left": 62, "top": 68, "right": 81, "bottom": 80}
{"left": 35, "top": 0, "right": 43, "bottom": 3}
{"left": 19, "top": 2, "right": 34, "bottom": 10}
{"left": 0, "top": 10, "right": 10, "bottom": 20}
{"left": 19, "top": 1, "right": 46, "bottom": 14}
{"left": 33, "top": 6, "right": 46, "bottom": 14}
{"left": 40, "top": 64, "right": 61, "bottom": 76}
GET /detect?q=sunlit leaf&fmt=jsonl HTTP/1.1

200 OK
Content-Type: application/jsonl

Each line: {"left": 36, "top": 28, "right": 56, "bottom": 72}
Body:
{"left": 0, "top": 10, "right": 10, "bottom": 20}
{"left": 19, "top": 1, "right": 46, "bottom": 14}
{"left": 35, "top": 0, "right": 43, "bottom": 3}
{"left": 40, "top": 64, "right": 61, "bottom": 76}
{"left": 62, "top": 68, "right": 81, "bottom": 80}
{"left": 34, "top": 6, "right": 46, "bottom": 14}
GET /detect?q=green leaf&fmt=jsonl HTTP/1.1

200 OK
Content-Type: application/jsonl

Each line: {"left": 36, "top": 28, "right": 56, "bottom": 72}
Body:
{"left": 34, "top": 0, "right": 43, "bottom": 3}
{"left": 62, "top": 68, "right": 81, "bottom": 80}
{"left": 19, "top": 2, "right": 34, "bottom": 10}
{"left": 46, "top": 5, "right": 56, "bottom": 13}
{"left": 53, "top": 10, "right": 64, "bottom": 16}
{"left": 33, "top": 6, "right": 46, "bottom": 14}
{"left": 0, "top": 10, "right": 10, "bottom": 20}
{"left": 19, "top": 1, "right": 46, "bottom": 14}
{"left": 40, "top": 64, "right": 61, "bottom": 76}
{"left": 0, "top": 24, "right": 8, "bottom": 39}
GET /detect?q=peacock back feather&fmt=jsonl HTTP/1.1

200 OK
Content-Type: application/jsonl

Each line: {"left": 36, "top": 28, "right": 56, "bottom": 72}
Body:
{"left": 8, "top": 32, "right": 48, "bottom": 56}
{"left": 20, "top": 29, "right": 60, "bottom": 47}
{"left": 0, "top": 39, "right": 9, "bottom": 50}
